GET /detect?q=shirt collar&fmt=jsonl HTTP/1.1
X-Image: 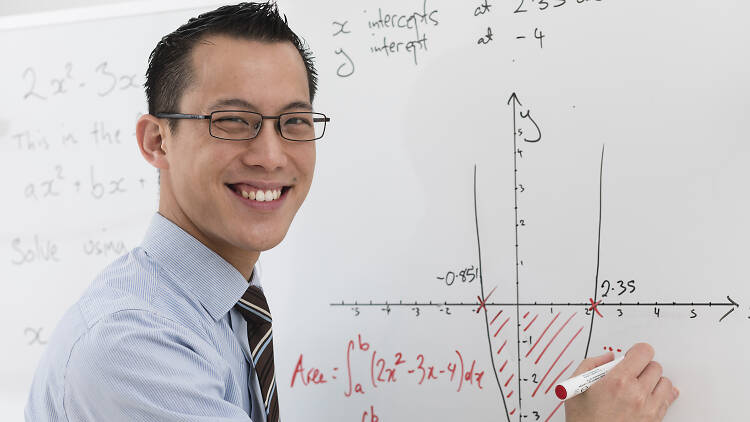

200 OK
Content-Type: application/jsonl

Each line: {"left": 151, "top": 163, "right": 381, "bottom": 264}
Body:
{"left": 141, "top": 213, "right": 254, "bottom": 322}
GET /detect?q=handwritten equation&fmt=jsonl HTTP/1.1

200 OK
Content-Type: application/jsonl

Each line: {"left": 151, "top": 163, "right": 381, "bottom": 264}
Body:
{"left": 21, "top": 61, "right": 141, "bottom": 101}
{"left": 21, "top": 164, "right": 151, "bottom": 201}
{"left": 290, "top": 334, "right": 487, "bottom": 420}
{"left": 329, "top": 0, "right": 607, "bottom": 78}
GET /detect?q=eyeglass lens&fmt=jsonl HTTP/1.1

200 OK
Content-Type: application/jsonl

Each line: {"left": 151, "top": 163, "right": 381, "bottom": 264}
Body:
{"left": 209, "top": 111, "right": 325, "bottom": 141}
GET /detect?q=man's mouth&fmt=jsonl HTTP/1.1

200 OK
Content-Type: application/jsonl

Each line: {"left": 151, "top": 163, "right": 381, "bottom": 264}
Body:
{"left": 226, "top": 183, "right": 290, "bottom": 203}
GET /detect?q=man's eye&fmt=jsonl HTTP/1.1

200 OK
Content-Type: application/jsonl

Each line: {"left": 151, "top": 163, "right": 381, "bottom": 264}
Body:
{"left": 215, "top": 117, "right": 249, "bottom": 125}
{"left": 284, "top": 117, "right": 312, "bottom": 126}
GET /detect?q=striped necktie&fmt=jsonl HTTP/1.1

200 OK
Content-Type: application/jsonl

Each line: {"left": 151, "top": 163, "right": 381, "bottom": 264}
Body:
{"left": 235, "top": 285, "right": 279, "bottom": 421}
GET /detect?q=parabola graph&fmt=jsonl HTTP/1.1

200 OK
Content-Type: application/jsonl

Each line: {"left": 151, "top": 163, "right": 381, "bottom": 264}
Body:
{"left": 331, "top": 92, "right": 740, "bottom": 421}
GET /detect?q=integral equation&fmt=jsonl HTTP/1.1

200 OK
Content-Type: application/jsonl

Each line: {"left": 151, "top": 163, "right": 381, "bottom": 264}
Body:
{"left": 290, "top": 333, "right": 487, "bottom": 420}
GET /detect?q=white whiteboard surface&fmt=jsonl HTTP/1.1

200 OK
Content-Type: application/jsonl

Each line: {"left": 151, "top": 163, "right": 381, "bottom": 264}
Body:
{"left": 2, "top": 1, "right": 748, "bottom": 421}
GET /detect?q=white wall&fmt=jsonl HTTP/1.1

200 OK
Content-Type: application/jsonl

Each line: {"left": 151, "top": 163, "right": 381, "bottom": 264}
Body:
{"left": 0, "top": 0, "right": 129, "bottom": 16}
{"left": 4, "top": 1, "right": 749, "bottom": 421}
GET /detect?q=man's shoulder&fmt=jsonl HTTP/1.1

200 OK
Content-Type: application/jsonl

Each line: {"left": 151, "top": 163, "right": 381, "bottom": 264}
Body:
{"left": 33, "top": 246, "right": 197, "bottom": 366}
{"left": 76, "top": 248, "right": 154, "bottom": 324}
{"left": 39, "top": 246, "right": 210, "bottom": 374}
{"left": 26, "top": 243, "right": 230, "bottom": 420}
{"left": 77, "top": 246, "right": 203, "bottom": 328}
{"left": 26, "top": 302, "right": 230, "bottom": 421}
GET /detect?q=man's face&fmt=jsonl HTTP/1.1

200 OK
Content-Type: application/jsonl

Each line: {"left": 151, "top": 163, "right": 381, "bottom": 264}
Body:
{"left": 160, "top": 36, "right": 316, "bottom": 265}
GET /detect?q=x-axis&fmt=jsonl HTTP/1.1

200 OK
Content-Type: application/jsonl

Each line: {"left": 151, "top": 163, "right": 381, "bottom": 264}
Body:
{"left": 331, "top": 298, "right": 739, "bottom": 308}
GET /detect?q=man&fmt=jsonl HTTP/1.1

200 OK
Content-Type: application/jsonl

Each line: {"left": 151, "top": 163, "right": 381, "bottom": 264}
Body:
{"left": 26, "top": 3, "right": 319, "bottom": 421}
{"left": 25, "top": 2, "right": 677, "bottom": 421}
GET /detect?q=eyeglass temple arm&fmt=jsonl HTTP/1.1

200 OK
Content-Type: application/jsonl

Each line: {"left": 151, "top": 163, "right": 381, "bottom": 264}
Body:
{"left": 154, "top": 113, "right": 211, "bottom": 120}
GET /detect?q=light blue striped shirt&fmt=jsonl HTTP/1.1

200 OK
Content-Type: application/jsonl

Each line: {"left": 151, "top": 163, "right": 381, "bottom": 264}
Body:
{"left": 26, "top": 213, "right": 267, "bottom": 421}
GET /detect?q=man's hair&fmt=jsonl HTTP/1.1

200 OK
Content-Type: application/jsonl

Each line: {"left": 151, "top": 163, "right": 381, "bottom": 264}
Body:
{"left": 145, "top": 2, "right": 318, "bottom": 132}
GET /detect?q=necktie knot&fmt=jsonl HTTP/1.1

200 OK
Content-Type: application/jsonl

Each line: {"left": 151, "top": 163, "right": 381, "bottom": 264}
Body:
{"left": 236, "top": 285, "right": 272, "bottom": 328}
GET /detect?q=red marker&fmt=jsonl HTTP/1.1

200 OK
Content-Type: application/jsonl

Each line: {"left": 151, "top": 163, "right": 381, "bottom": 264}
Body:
{"left": 555, "top": 356, "right": 624, "bottom": 400}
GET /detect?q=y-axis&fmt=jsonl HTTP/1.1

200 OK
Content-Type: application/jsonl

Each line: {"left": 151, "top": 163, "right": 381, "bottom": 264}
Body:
{"left": 509, "top": 92, "right": 523, "bottom": 419}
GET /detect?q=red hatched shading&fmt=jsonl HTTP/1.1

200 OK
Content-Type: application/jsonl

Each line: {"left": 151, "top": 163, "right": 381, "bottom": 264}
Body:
{"left": 523, "top": 311, "right": 530, "bottom": 319}
{"left": 523, "top": 314, "right": 539, "bottom": 332}
{"left": 499, "top": 359, "right": 508, "bottom": 373}
{"left": 526, "top": 312, "right": 561, "bottom": 358}
{"left": 534, "top": 312, "right": 576, "bottom": 364}
{"left": 545, "top": 401, "right": 565, "bottom": 422}
{"left": 506, "top": 390, "right": 514, "bottom": 399}
{"left": 533, "top": 326, "right": 584, "bottom": 397}
{"left": 545, "top": 360, "right": 575, "bottom": 395}
{"left": 497, "top": 339, "right": 508, "bottom": 355}
{"left": 504, "top": 373, "right": 514, "bottom": 387}
{"left": 494, "top": 317, "right": 511, "bottom": 338}
{"left": 510, "top": 408, "right": 517, "bottom": 416}
{"left": 491, "top": 309, "right": 504, "bottom": 325}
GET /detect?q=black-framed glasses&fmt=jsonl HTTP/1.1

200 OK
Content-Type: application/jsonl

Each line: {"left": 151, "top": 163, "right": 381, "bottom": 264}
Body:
{"left": 154, "top": 110, "right": 330, "bottom": 142}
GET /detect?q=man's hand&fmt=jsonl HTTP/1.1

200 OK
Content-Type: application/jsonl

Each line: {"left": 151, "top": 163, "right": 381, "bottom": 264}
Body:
{"left": 564, "top": 343, "right": 679, "bottom": 422}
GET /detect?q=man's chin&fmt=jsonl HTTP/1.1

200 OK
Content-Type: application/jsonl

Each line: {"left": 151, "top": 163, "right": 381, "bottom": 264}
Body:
{"left": 240, "top": 229, "right": 289, "bottom": 252}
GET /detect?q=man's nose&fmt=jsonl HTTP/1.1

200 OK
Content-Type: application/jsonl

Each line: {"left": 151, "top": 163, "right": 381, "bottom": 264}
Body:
{"left": 240, "top": 119, "right": 288, "bottom": 170}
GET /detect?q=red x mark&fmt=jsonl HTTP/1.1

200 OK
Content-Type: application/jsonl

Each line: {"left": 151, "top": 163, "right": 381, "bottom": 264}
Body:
{"left": 588, "top": 298, "right": 603, "bottom": 318}
{"left": 476, "top": 286, "right": 498, "bottom": 314}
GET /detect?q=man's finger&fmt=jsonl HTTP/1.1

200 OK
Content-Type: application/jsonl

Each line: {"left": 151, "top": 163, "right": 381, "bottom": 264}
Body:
{"left": 651, "top": 376, "right": 678, "bottom": 402}
{"left": 648, "top": 376, "right": 678, "bottom": 419}
{"left": 570, "top": 351, "right": 614, "bottom": 377}
{"left": 612, "top": 342, "right": 654, "bottom": 379}
{"left": 637, "top": 360, "right": 663, "bottom": 393}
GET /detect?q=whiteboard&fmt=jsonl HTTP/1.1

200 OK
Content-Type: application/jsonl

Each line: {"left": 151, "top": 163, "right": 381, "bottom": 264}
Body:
{"left": 2, "top": 1, "right": 748, "bottom": 421}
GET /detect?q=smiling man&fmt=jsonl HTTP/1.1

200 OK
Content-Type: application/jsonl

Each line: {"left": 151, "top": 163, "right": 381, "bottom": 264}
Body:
{"left": 25, "top": 3, "right": 324, "bottom": 421}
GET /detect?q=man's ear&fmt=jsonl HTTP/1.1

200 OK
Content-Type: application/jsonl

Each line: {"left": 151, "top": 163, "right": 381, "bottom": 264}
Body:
{"left": 136, "top": 114, "right": 170, "bottom": 170}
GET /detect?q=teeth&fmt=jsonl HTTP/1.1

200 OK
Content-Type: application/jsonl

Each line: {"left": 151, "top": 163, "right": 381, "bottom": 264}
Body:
{"left": 238, "top": 187, "right": 282, "bottom": 202}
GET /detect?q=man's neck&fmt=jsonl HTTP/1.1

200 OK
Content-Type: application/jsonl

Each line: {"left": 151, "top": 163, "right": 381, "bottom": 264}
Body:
{"left": 157, "top": 209, "right": 259, "bottom": 280}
